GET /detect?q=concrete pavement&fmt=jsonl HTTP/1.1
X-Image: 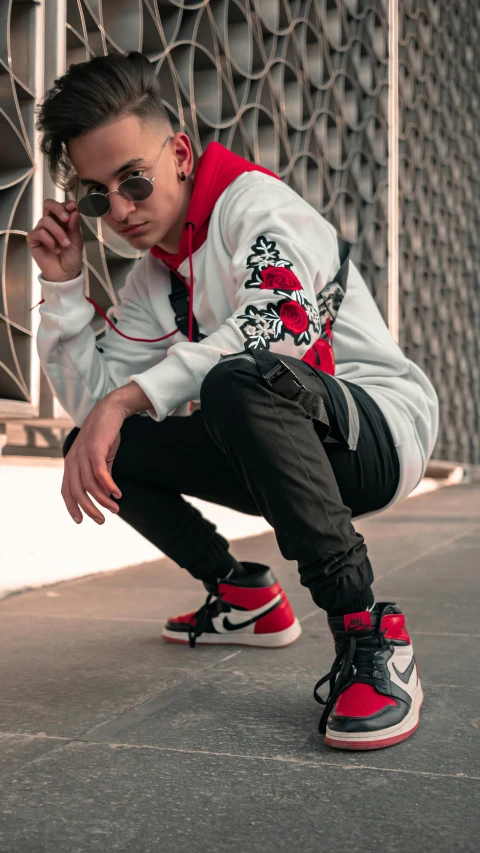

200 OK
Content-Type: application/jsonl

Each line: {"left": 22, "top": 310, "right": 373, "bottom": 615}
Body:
{"left": 1, "top": 484, "right": 479, "bottom": 852}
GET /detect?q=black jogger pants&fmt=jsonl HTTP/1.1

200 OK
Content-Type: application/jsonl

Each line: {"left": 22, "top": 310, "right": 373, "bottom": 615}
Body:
{"left": 63, "top": 354, "right": 400, "bottom": 612}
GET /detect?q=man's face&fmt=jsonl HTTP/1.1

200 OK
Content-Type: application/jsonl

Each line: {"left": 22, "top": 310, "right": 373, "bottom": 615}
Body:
{"left": 68, "top": 114, "right": 193, "bottom": 251}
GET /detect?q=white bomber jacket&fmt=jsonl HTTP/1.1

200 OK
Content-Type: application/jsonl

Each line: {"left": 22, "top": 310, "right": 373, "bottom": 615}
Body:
{"left": 36, "top": 142, "right": 439, "bottom": 506}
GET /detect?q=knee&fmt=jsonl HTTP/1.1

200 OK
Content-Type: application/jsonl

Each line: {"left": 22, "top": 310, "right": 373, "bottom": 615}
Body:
{"left": 200, "top": 356, "right": 258, "bottom": 422}
{"left": 62, "top": 427, "right": 80, "bottom": 458}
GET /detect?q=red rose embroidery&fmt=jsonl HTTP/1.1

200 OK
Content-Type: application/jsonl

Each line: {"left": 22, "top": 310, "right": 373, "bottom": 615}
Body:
{"left": 260, "top": 267, "right": 302, "bottom": 291}
{"left": 279, "top": 301, "right": 309, "bottom": 334}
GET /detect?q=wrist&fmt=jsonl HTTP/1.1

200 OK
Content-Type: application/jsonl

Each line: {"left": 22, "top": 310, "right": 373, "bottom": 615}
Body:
{"left": 39, "top": 270, "right": 83, "bottom": 284}
{"left": 108, "top": 382, "right": 153, "bottom": 418}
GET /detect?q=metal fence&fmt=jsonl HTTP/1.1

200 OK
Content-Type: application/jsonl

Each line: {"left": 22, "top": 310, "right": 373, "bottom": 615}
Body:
{"left": 0, "top": 0, "right": 478, "bottom": 462}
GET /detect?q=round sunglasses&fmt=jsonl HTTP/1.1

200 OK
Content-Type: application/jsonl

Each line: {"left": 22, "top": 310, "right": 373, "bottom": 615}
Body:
{"left": 76, "top": 135, "right": 173, "bottom": 218}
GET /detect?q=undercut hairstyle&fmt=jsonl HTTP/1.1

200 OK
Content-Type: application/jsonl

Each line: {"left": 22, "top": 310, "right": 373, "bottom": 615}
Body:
{"left": 36, "top": 51, "right": 172, "bottom": 188}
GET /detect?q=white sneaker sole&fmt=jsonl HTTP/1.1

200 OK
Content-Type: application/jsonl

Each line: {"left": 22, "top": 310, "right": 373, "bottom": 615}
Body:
{"left": 325, "top": 681, "right": 424, "bottom": 750}
{"left": 162, "top": 617, "right": 302, "bottom": 648}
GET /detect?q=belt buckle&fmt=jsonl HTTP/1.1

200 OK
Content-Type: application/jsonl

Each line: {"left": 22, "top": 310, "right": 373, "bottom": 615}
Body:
{"left": 263, "top": 359, "right": 304, "bottom": 400}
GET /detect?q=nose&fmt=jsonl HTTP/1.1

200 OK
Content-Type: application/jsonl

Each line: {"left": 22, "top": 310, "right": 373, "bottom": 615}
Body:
{"left": 108, "top": 190, "right": 137, "bottom": 222}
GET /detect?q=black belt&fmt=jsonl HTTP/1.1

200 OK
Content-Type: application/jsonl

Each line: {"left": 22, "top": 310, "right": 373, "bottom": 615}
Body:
{"left": 250, "top": 348, "right": 330, "bottom": 439}
{"left": 169, "top": 270, "right": 204, "bottom": 342}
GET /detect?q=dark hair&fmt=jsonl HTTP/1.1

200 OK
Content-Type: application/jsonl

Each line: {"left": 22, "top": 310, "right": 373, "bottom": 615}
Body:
{"left": 36, "top": 52, "right": 172, "bottom": 188}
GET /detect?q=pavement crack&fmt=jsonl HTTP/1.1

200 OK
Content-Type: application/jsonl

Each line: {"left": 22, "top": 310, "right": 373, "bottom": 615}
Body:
{"left": 0, "top": 736, "right": 80, "bottom": 782}
{"left": 68, "top": 741, "right": 480, "bottom": 783}
{"left": 71, "top": 651, "right": 244, "bottom": 745}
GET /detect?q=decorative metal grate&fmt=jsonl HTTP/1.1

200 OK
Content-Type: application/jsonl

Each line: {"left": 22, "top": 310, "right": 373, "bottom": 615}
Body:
{"left": 69, "top": 0, "right": 390, "bottom": 335}
{"left": 1, "top": 0, "right": 478, "bottom": 464}
{"left": 398, "top": 0, "right": 480, "bottom": 464}
{"left": 0, "top": 0, "right": 390, "bottom": 410}
{"left": 0, "top": 0, "right": 38, "bottom": 413}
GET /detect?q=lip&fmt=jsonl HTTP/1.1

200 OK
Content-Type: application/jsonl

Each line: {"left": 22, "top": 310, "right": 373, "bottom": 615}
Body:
{"left": 119, "top": 222, "right": 147, "bottom": 236}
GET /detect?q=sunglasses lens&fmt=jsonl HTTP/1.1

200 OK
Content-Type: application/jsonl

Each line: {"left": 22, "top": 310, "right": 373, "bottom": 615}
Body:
{"left": 119, "top": 177, "right": 153, "bottom": 202}
{"left": 77, "top": 192, "right": 110, "bottom": 218}
{"left": 76, "top": 176, "right": 153, "bottom": 216}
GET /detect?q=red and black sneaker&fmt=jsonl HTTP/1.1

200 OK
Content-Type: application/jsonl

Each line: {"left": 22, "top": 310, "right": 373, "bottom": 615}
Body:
{"left": 314, "top": 603, "right": 423, "bottom": 750}
{"left": 162, "top": 562, "right": 301, "bottom": 648}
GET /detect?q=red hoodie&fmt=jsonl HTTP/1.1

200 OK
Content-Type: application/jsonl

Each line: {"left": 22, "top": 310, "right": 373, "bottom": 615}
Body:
{"left": 150, "top": 141, "right": 280, "bottom": 270}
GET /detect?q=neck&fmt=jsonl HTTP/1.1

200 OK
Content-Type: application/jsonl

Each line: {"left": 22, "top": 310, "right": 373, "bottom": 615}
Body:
{"left": 156, "top": 178, "right": 194, "bottom": 255}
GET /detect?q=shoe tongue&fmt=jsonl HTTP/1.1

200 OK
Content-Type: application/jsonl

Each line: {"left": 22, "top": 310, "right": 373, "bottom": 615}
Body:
{"left": 240, "top": 561, "right": 270, "bottom": 575}
{"left": 343, "top": 610, "right": 373, "bottom": 632}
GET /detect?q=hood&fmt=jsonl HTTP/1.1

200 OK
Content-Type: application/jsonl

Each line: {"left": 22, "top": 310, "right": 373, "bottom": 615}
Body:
{"left": 150, "top": 142, "right": 280, "bottom": 269}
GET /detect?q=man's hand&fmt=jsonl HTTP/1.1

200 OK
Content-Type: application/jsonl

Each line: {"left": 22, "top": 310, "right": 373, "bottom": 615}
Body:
{"left": 27, "top": 200, "right": 84, "bottom": 283}
{"left": 62, "top": 382, "right": 154, "bottom": 525}
{"left": 62, "top": 395, "right": 125, "bottom": 525}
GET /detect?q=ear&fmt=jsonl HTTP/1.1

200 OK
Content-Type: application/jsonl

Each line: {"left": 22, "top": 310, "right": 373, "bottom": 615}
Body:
{"left": 172, "top": 133, "right": 194, "bottom": 178}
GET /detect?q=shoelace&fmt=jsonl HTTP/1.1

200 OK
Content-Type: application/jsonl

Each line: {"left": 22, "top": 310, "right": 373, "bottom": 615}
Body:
{"left": 187, "top": 591, "right": 227, "bottom": 648}
{"left": 313, "top": 629, "right": 391, "bottom": 734}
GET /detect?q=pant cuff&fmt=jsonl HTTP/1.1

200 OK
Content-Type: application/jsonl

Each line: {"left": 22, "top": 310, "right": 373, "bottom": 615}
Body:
{"left": 327, "top": 586, "right": 375, "bottom": 617}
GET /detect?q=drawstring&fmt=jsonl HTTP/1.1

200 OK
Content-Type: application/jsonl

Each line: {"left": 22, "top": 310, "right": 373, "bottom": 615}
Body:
{"left": 30, "top": 220, "right": 198, "bottom": 345}
{"left": 29, "top": 295, "right": 178, "bottom": 343}
{"left": 185, "top": 221, "right": 195, "bottom": 412}
{"left": 185, "top": 221, "right": 195, "bottom": 344}
{"left": 84, "top": 300, "right": 178, "bottom": 343}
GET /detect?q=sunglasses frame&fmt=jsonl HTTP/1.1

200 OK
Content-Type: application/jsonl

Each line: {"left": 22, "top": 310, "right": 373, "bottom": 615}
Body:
{"left": 76, "top": 134, "right": 174, "bottom": 218}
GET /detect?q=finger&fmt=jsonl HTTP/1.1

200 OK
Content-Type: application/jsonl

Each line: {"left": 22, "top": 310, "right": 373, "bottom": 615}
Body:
{"left": 43, "top": 198, "right": 71, "bottom": 223}
{"left": 61, "top": 473, "right": 83, "bottom": 524}
{"left": 91, "top": 452, "right": 122, "bottom": 499}
{"left": 39, "top": 215, "right": 71, "bottom": 248}
{"left": 66, "top": 209, "right": 82, "bottom": 236}
{"left": 106, "top": 458, "right": 122, "bottom": 490}
{"left": 28, "top": 228, "right": 59, "bottom": 254}
{"left": 69, "top": 462, "right": 105, "bottom": 524}
{"left": 80, "top": 457, "right": 120, "bottom": 513}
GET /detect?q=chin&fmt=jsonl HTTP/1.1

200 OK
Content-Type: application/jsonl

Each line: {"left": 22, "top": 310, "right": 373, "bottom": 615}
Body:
{"left": 120, "top": 231, "right": 154, "bottom": 250}
{"left": 134, "top": 234, "right": 157, "bottom": 250}
{"left": 145, "top": 232, "right": 168, "bottom": 251}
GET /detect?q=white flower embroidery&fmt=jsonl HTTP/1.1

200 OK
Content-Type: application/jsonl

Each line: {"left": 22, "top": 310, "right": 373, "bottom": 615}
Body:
{"left": 305, "top": 302, "right": 321, "bottom": 333}
{"left": 246, "top": 237, "right": 280, "bottom": 271}
{"left": 245, "top": 236, "right": 293, "bottom": 288}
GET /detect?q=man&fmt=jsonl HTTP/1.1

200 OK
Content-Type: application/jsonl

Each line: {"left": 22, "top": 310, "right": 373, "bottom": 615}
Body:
{"left": 29, "top": 52, "right": 438, "bottom": 750}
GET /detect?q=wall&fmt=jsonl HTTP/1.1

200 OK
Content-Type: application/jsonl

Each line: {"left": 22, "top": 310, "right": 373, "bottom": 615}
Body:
{"left": 0, "top": 0, "right": 478, "bottom": 462}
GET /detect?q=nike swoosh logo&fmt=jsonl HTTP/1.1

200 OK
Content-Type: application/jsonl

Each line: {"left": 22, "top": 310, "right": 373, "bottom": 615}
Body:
{"left": 392, "top": 657, "right": 415, "bottom": 684}
{"left": 221, "top": 594, "right": 282, "bottom": 632}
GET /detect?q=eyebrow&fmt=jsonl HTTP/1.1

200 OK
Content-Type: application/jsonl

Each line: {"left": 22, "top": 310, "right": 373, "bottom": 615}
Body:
{"left": 80, "top": 158, "right": 145, "bottom": 187}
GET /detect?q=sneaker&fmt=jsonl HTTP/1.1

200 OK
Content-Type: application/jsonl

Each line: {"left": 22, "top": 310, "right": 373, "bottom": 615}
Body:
{"left": 162, "top": 562, "right": 301, "bottom": 648}
{"left": 314, "top": 603, "right": 423, "bottom": 750}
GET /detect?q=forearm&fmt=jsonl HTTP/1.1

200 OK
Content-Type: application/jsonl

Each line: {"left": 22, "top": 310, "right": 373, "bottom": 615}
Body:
{"left": 108, "top": 381, "right": 154, "bottom": 418}
{"left": 37, "top": 267, "right": 169, "bottom": 424}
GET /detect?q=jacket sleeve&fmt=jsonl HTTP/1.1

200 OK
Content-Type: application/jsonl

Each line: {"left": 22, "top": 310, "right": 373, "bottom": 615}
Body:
{"left": 36, "top": 259, "right": 172, "bottom": 426}
{"left": 130, "top": 176, "right": 338, "bottom": 422}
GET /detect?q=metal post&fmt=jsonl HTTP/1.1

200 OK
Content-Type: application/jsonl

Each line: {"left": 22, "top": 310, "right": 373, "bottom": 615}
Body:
{"left": 38, "top": 0, "right": 67, "bottom": 418}
{"left": 388, "top": 0, "right": 400, "bottom": 343}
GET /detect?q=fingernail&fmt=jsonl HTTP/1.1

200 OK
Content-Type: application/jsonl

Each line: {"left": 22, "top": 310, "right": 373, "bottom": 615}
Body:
{"left": 73, "top": 516, "right": 81, "bottom": 523}
{"left": 62, "top": 213, "right": 69, "bottom": 221}
{"left": 63, "top": 239, "right": 70, "bottom": 247}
